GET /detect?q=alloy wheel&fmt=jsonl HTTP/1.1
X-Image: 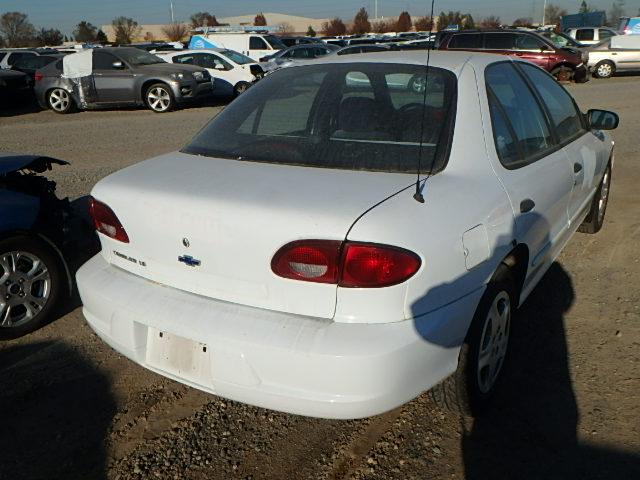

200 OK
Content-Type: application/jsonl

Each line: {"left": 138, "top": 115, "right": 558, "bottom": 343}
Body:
{"left": 49, "top": 89, "right": 70, "bottom": 112}
{"left": 597, "top": 63, "right": 613, "bottom": 78}
{"left": 147, "top": 87, "right": 171, "bottom": 112}
{"left": 477, "top": 291, "right": 511, "bottom": 394}
{"left": 0, "top": 251, "right": 51, "bottom": 328}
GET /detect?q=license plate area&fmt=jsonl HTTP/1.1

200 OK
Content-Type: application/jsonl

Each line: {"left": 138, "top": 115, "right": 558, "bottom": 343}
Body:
{"left": 145, "top": 328, "right": 212, "bottom": 386}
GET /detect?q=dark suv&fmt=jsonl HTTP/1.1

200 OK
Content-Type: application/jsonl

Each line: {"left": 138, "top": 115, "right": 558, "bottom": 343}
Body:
{"left": 438, "top": 30, "right": 588, "bottom": 82}
{"left": 34, "top": 47, "right": 213, "bottom": 113}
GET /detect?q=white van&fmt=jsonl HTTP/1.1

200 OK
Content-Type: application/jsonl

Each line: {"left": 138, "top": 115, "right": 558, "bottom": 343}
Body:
{"left": 189, "top": 29, "right": 285, "bottom": 62}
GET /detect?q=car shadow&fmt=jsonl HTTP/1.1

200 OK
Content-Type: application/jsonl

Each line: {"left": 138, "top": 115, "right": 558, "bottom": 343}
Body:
{"left": 0, "top": 96, "right": 43, "bottom": 117}
{"left": 0, "top": 340, "right": 116, "bottom": 479}
{"left": 461, "top": 262, "right": 640, "bottom": 479}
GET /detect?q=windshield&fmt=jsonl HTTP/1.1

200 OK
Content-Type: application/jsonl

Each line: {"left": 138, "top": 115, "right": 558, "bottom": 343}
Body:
{"left": 116, "top": 49, "right": 165, "bottom": 66}
{"left": 221, "top": 49, "right": 254, "bottom": 65}
{"left": 264, "top": 35, "right": 286, "bottom": 50}
{"left": 183, "top": 63, "right": 457, "bottom": 174}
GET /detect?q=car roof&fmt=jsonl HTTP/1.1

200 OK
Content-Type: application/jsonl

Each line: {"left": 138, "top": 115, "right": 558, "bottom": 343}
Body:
{"left": 158, "top": 48, "right": 228, "bottom": 56}
{"left": 306, "top": 50, "right": 503, "bottom": 76}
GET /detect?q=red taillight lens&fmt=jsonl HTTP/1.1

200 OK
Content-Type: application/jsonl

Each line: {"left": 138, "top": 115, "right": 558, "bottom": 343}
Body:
{"left": 88, "top": 197, "right": 129, "bottom": 243}
{"left": 340, "top": 243, "right": 421, "bottom": 288}
{"left": 271, "top": 240, "right": 341, "bottom": 284}
{"left": 34, "top": 72, "right": 44, "bottom": 82}
{"left": 271, "top": 241, "right": 421, "bottom": 288}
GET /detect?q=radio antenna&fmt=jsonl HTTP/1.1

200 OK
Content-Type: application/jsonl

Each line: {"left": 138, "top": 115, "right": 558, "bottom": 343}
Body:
{"left": 413, "top": 0, "right": 437, "bottom": 203}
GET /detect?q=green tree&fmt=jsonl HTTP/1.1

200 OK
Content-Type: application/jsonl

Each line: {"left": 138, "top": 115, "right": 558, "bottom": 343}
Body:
{"left": 579, "top": 1, "right": 592, "bottom": 13}
{"left": 254, "top": 13, "right": 267, "bottom": 26}
{"left": 74, "top": 20, "right": 97, "bottom": 42}
{"left": 351, "top": 7, "right": 371, "bottom": 34}
{"left": 0, "top": 12, "right": 36, "bottom": 47}
{"left": 306, "top": 25, "right": 316, "bottom": 37}
{"left": 111, "top": 16, "right": 141, "bottom": 44}
{"left": 190, "top": 12, "right": 219, "bottom": 28}
{"left": 96, "top": 29, "right": 108, "bottom": 44}
{"left": 463, "top": 14, "right": 475, "bottom": 29}
{"left": 396, "top": 11, "right": 412, "bottom": 32}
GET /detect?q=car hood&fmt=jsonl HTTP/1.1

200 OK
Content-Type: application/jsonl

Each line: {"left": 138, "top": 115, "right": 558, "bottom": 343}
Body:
{"left": 0, "top": 153, "right": 69, "bottom": 175}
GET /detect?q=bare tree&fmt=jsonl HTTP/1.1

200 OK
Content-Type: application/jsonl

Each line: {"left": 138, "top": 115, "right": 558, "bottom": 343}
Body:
{"left": 0, "top": 12, "right": 36, "bottom": 47}
{"left": 372, "top": 20, "right": 394, "bottom": 33}
{"left": 276, "top": 22, "right": 294, "bottom": 34}
{"left": 254, "top": 13, "right": 267, "bottom": 26}
{"left": 512, "top": 17, "right": 534, "bottom": 27}
{"left": 545, "top": 4, "right": 568, "bottom": 26}
{"left": 322, "top": 18, "right": 347, "bottom": 36}
{"left": 37, "top": 28, "right": 63, "bottom": 46}
{"left": 74, "top": 21, "right": 97, "bottom": 42}
{"left": 479, "top": 16, "right": 502, "bottom": 29}
{"left": 161, "top": 23, "right": 188, "bottom": 41}
{"left": 112, "top": 16, "right": 141, "bottom": 44}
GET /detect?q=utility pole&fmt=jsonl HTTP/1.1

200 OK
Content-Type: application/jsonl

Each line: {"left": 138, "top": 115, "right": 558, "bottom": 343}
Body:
{"left": 375, "top": 0, "right": 378, "bottom": 20}
{"left": 170, "top": 0, "right": 175, "bottom": 23}
{"left": 542, "top": 0, "right": 547, "bottom": 25}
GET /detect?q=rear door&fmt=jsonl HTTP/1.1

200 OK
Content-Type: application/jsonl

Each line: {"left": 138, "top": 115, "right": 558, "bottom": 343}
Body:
{"left": 92, "top": 51, "right": 136, "bottom": 104}
{"left": 484, "top": 62, "right": 573, "bottom": 280}
{"left": 517, "top": 62, "right": 602, "bottom": 228}
{"left": 513, "top": 33, "right": 551, "bottom": 70}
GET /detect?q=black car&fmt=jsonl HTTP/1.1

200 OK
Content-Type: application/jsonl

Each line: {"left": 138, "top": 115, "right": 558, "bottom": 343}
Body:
{"left": 0, "top": 154, "right": 97, "bottom": 339}
{"left": 10, "top": 54, "right": 64, "bottom": 82}
{"left": 279, "top": 36, "right": 322, "bottom": 47}
{"left": 0, "top": 69, "right": 31, "bottom": 104}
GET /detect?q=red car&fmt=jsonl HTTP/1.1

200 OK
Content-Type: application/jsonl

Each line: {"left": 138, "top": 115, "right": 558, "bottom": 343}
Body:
{"left": 438, "top": 29, "right": 589, "bottom": 82}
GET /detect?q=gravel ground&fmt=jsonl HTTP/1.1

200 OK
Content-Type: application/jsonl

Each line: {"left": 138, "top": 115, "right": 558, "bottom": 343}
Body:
{"left": 1, "top": 77, "right": 639, "bottom": 480}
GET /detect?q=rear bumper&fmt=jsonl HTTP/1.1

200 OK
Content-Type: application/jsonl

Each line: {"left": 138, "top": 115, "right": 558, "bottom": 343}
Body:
{"left": 77, "top": 254, "right": 481, "bottom": 419}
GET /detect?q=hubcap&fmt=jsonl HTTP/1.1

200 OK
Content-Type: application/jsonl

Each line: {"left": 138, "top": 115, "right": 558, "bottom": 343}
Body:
{"left": 477, "top": 291, "right": 511, "bottom": 394}
{"left": 0, "top": 251, "right": 51, "bottom": 328}
{"left": 148, "top": 87, "right": 171, "bottom": 111}
{"left": 598, "top": 64, "right": 612, "bottom": 77}
{"left": 236, "top": 84, "right": 248, "bottom": 94}
{"left": 49, "top": 89, "right": 70, "bottom": 111}
{"left": 597, "top": 169, "right": 610, "bottom": 224}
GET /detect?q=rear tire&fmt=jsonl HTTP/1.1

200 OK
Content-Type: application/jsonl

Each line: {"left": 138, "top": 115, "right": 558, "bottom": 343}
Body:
{"left": 430, "top": 265, "right": 515, "bottom": 417}
{"left": 578, "top": 163, "right": 611, "bottom": 234}
{"left": 551, "top": 66, "right": 573, "bottom": 83}
{"left": 233, "top": 81, "right": 251, "bottom": 97}
{"left": 594, "top": 61, "right": 615, "bottom": 79}
{"left": 0, "top": 236, "right": 64, "bottom": 340}
{"left": 47, "top": 88, "right": 75, "bottom": 114}
{"left": 145, "top": 83, "right": 175, "bottom": 112}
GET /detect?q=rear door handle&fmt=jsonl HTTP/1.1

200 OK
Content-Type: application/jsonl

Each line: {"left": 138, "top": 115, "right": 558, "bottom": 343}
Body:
{"left": 574, "top": 162, "right": 583, "bottom": 173}
{"left": 520, "top": 199, "right": 535, "bottom": 213}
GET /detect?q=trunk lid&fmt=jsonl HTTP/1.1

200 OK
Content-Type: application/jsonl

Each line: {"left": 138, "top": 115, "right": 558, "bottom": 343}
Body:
{"left": 92, "top": 152, "right": 413, "bottom": 318}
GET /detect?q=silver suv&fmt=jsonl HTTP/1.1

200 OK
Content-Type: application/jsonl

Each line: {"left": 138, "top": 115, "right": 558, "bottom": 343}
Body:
{"left": 34, "top": 47, "right": 213, "bottom": 113}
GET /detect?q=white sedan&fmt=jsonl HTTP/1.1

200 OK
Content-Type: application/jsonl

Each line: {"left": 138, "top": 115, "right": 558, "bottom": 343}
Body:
{"left": 77, "top": 51, "right": 618, "bottom": 419}
{"left": 157, "top": 48, "right": 263, "bottom": 97}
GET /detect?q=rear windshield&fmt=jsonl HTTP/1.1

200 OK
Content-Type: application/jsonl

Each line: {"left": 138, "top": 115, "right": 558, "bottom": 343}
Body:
{"left": 183, "top": 63, "right": 457, "bottom": 173}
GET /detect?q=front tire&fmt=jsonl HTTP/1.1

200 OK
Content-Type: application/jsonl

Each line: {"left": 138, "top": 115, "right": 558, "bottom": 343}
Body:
{"left": 431, "top": 266, "right": 515, "bottom": 417}
{"left": 0, "top": 236, "right": 64, "bottom": 340}
{"left": 551, "top": 66, "right": 573, "bottom": 83}
{"left": 594, "top": 61, "right": 615, "bottom": 79}
{"left": 47, "top": 88, "right": 75, "bottom": 114}
{"left": 579, "top": 163, "right": 611, "bottom": 234}
{"left": 145, "top": 83, "right": 175, "bottom": 113}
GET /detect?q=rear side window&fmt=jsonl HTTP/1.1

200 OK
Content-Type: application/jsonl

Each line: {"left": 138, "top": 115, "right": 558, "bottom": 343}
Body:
{"left": 485, "top": 33, "right": 515, "bottom": 50}
{"left": 249, "top": 37, "right": 268, "bottom": 50}
{"left": 184, "top": 63, "right": 457, "bottom": 173}
{"left": 486, "top": 62, "right": 553, "bottom": 168}
{"left": 576, "top": 29, "right": 595, "bottom": 41}
{"left": 518, "top": 63, "right": 584, "bottom": 143}
{"left": 448, "top": 33, "right": 482, "bottom": 49}
{"left": 515, "top": 34, "right": 545, "bottom": 50}
{"left": 93, "top": 51, "right": 119, "bottom": 70}
{"left": 173, "top": 54, "right": 195, "bottom": 65}
{"left": 7, "top": 52, "right": 35, "bottom": 64}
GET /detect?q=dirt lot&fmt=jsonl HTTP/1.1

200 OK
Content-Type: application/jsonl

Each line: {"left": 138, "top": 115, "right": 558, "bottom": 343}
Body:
{"left": 1, "top": 78, "right": 639, "bottom": 480}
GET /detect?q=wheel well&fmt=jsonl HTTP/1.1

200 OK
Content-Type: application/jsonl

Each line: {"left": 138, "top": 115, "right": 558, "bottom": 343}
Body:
{"left": 46, "top": 87, "right": 75, "bottom": 104}
{"left": 140, "top": 80, "right": 169, "bottom": 101}
{"left": 501, "top": 244, "right": 529, "bottom": 307}
{"left": 550, "top": 62, "right": 575, "bottom": 72}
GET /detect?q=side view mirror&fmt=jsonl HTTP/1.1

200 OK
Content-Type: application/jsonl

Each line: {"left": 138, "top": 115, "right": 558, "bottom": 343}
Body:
{"left": 587, "top": 109, "right": 619, "bottom": 130}
{"left": 112, "top": 61, "right": 125, "bottom": 69}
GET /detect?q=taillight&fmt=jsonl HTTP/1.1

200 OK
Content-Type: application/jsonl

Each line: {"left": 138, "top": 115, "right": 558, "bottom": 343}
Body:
{"left": 34, "top": 72, "right": 44, "bottom": 82}
{"left": 271, "top": 240, "right": 421, "bottom": 288}
{"left": 88, "top": 197, "right": 129, "bottom": 243}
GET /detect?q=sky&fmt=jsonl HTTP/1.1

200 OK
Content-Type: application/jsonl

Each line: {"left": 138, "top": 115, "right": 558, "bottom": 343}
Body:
{"left": 1, "top": 0, "right": 638, "bottom": 35}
